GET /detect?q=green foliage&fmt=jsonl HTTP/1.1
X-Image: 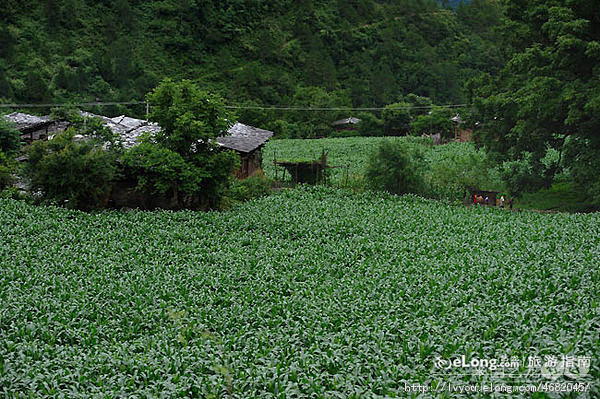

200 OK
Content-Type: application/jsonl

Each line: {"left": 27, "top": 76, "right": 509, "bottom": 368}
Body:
{"left": 516, "top": 181, "right": 597, "bottom": 213}
{"left": 410, "top": 106, "right": 454, "bottom": 138}
{"left": 424, "top": 142, "right": 494, "bottom": 200}
{"left": 228, "top": 172, "right": 272, "bottom": 203}
{"left": 0, "top": 150, "right": 15, "bottom": 190}
{"left": 1, "top": 187, "right": 598, "bottom": 395}
{"left": 132, "top": 79, "right": 240, "bottom": 209}
{"left": 0, "top": 0, "right": 505, "bottom": 118}
{"left": 147, "top": 79, "right": 233, "bottom": 159}
{"left": 357, "top": 112, "right": 384, "bottom": 137}
{"left": 382, "top": 102, "right": 412, "bottom": 136}
{"left": 24, "top": 129, "right": 117, "bottom": 210}
{"left": 365, "top": 139, "right": 424, "bottom": 195}
{"left": 120, "top": 140, "right": 204, "bottom": 197}
{"left": 499, "top": 158, "right": 545, "bottom": 199}
{"left": 289, "top": 86, "right": 352, "bottom": 138}
{"left": 0, "top": 117, "right": 21, "bottom": 154}
{"left": 472, "top": 1, "right": 600, "bottom": 196}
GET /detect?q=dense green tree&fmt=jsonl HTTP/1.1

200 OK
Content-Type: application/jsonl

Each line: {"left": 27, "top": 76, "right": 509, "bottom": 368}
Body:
{"left": 25, "top": 129, "right": 117, "bottom": 210}
{"left": 0, "top": 118, "right": 21, "bottom": 154}
{"left": 382, "top": 102, "right": 412, "bottom": 136}
{"left": 472, "top": 1, "right": 600, "bottom": 201}
{"left": 410, "top": 106, "right": 454, "bottom": 138}
{"left": 143, "top": 79, "right": 240, "bottom": 208}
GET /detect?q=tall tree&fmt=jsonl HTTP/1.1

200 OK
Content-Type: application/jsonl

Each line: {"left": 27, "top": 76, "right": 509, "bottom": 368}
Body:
{"left": 472, "top": 1, "right": 600, "bottom": 201}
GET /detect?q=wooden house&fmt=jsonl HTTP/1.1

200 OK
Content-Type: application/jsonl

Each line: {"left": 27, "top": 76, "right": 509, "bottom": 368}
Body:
{"left": 216, "top": 123, "right": 274, "bottom": 179}
{"left": 3, "top": 112, "right": 67, "bottom": 144}
{"left": 5, "top": 111, "right": 273, "bottom": 179}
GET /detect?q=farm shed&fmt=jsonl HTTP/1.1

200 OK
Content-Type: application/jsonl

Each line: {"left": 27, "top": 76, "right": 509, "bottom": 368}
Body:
{"left": 332, "top": 117, "right": 361, "bottom": 131}
{"left": 450, "top": 114, "right": 473, "bottom": 142}
{"left": 3, "top": 112, "right": 68, "bottom": 144}
{"left": 216, "top": 123, "right": 274, "bottom": 179}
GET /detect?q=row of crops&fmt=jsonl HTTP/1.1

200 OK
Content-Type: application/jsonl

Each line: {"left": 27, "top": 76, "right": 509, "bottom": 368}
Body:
{"left": 263, "top": 137, "right": 504, "bottom": 198}
{"left": 1, "top": 187, "right": 598, "bottom": 396}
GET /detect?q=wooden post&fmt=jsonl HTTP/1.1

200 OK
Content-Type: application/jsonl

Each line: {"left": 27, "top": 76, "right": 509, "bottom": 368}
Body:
{"left": 274, "top": 150, "right": 278, "bottom": 188}
{"left": 345, "top": 165, "right": 349, "bottom": 187}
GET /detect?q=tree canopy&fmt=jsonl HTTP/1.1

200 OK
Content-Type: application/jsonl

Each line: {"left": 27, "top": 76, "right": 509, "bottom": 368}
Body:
{"left": 471, "top": 0, "right": 600, "bottom": 203}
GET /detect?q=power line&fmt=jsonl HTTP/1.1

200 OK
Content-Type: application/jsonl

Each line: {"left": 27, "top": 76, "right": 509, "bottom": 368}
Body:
{"left": 0, "top": 101, "right": 469, "bottom": 111}
{"left": 224, "top": 104, "right": 468, "bottom": 111}
{"left": 0, "top": 101, "right": 145, "bottom": 108}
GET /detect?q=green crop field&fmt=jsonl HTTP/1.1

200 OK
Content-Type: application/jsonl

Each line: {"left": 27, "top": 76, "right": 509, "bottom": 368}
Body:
{"left": 1, "top": 188, "right": 599, "bottom": 397}
{"left": 263, "top": 137, "right": 429, "bottom": 182}
{"left": 263, "top": 137, "right": 501, "bottom": 188}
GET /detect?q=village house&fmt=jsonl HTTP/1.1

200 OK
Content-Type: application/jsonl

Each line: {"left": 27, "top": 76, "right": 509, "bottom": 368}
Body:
{"left": 4, "top": 112, "right": 69, "bottom": 144}
{"left": 3, "top": 112, "right": 273, "bottom": 179}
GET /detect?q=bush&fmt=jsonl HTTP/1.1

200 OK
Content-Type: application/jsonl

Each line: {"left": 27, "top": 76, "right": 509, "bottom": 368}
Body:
{"left": 120, "top": 140, "right": 203, "bottom": 197}
{"left": 0, "top": 151, "right": 15, "bottom": 190}
{"left": 499, "top": 158, "right": 545, "bottom": 199}
{"left": 25, "top": 130, "right": 117, "bottom": 210}
{"left": 410, "top": 107, "right": 454, "bottom": 138}
{"left": 365, "top": 139, "right": 424, "bottom": 196}
{"left": 0, "top": 117, "right": 21, "bottom": 154}
{"left": 229, "top": 171, "right": 272, "bottom": 202}
{"left": 358, "top": 112, "right": 384, "bottom": 136}
{"left": 382, "top": 102, "right": 411, "bottom": 136}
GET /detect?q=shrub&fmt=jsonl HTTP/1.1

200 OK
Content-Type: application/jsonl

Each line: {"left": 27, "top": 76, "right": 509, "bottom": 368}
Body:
{"left": 25, "top": 130, "right": 117, "bottom": 210}
{"left": 120, "top": 140, "right": 202, "bottom": 197}
{"left": 499, "top": 158, "right": 545, "bottom": 199}
{"left": 229, "top": 171, "right": 272, "bottom": 202}
{"left": 0, "top": 117, "right": 21, "bottom": 154}
{"left": 365, "top": 139, "right": 424, "bottom": 195}
{"left": 358, "top": 112, "right": 384, "bottom": 137}
{"left": 382, "top": 102, "right": 411, "bottom": 136}
{"left": 0, "top": 151, "right": 15, "bottom": 190}
{"left": 410, "top": 107, "right": 454, "bottom": 138}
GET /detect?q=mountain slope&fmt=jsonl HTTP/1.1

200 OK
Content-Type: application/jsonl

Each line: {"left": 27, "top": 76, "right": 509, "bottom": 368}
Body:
{"left": 1, "top": 0, "right": 503, "bottom": 121}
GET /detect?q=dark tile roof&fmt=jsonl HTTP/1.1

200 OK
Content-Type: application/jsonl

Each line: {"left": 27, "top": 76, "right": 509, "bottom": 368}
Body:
{"left": 5, "top": 112, "right": 273, "bottom": 153}
{"left": 3, "top": 112, "right": 54, "bottom": 133}
{"left": 216, "top": 123, "right": 274, "bottom": 153}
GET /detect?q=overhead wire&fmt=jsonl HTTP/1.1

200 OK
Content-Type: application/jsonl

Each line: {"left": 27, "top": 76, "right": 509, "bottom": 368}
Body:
{"left": 0, "top": 101, "right": 469, "bottom": 111}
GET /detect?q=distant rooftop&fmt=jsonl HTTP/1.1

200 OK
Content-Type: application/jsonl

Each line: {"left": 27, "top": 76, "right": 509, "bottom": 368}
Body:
{"left": 332, "top": 117, "right": 361, "bottom": 126}
{"left": 5, "top": 111, "right": 273, "bottom": 153}
{"left": 3, "top": 112, "right": 53, "bottom": 133}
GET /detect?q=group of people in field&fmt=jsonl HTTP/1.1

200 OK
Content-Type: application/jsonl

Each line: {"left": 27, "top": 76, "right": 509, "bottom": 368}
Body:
{"left": 472, "top": 194, "right": 512, "bottom": 209}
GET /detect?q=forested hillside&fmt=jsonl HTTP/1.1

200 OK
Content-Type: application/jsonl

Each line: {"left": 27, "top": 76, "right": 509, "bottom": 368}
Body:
{"left": 1, "top": 0, "right": 502, "bottom": 121}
